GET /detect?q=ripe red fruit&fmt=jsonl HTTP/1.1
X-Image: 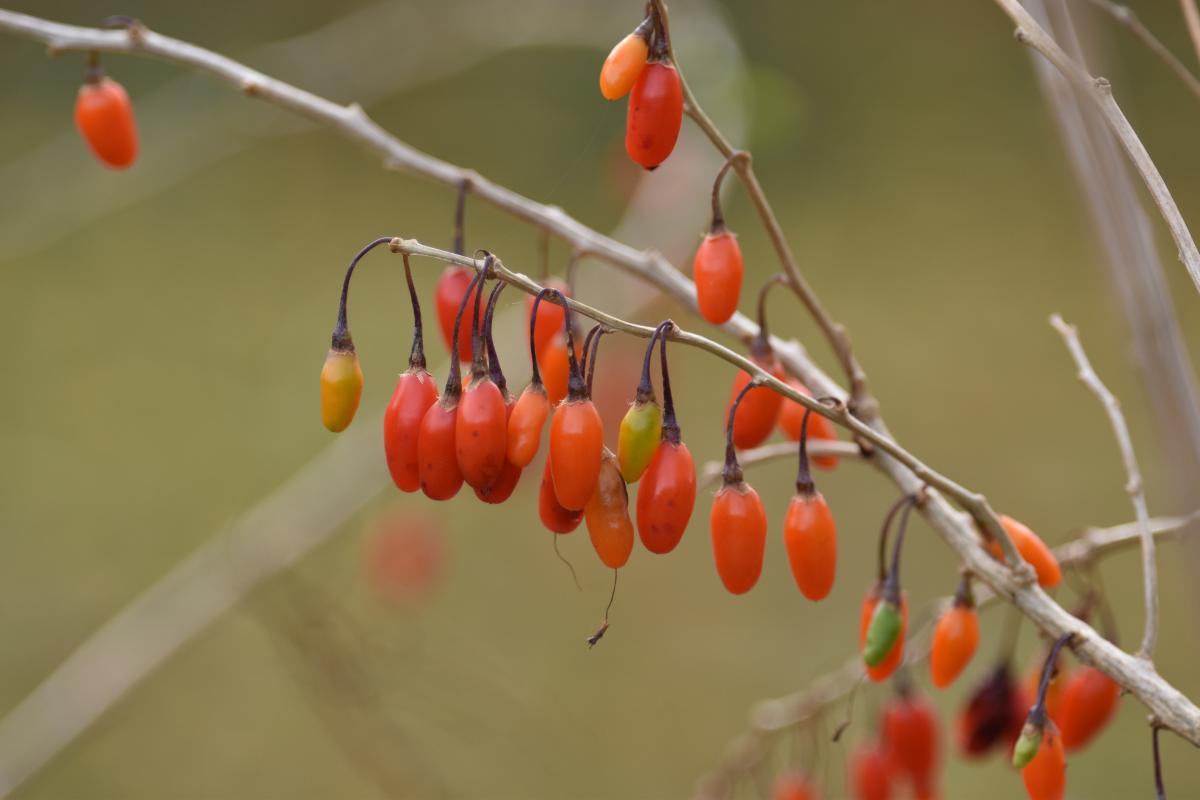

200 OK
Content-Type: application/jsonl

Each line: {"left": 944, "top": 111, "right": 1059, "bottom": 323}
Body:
{"left": 586, "top": 449, "right": 635, "bottom": 568}
{"left": 778, "top": 379, "right": 839, "bottom": 470}
{"left": 1058, "top": 666, "right": 1119, "bottom": 751}
{"left": 539, "top": 455, "right": 583, "bottom": 533}
{"left": 726, "top": 360, "right": 784, "bottom": 449}
{"left": 1022, "top": 722, "right": 1066, "bottom": 800}
{"left": 929, "top": 580, "right": 980, "bottom": 689}
{"left": 526, "top": 277, "right": 570, "bottom": 357}
{"left": 434, "top": 266, "right": 477, "bottom": 363}
{"left": 848, "top": 741, "right": 892, "bottom": 800}
{"left": 75, "top": 65, "right": 138, "bottom": 169}
{"left": 710, "top": 482, "right": 767, "bottom": 594}
{"left": 538, "top": 332, "right": 579, "bottom": 408}
{"left": 694, "top": 231, "right": 743, "bottom": 325}
{"left": 384, "top": 254, "right": 440, "bottom": 492}
{"left": 625, "top": 60, "right": 683, "bottom": 169}
{"left": 549, "top": 397, "right": 604, "bottom": 510}
{"left": 882, "top": 690, "right": 940, "bottom": 789}
{"left": 457, "top": 376, "right": 508, "bottom": 489}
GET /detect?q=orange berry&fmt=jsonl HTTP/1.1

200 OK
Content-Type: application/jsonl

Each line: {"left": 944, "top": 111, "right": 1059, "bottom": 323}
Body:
{"left": 693, "top": 231, "right": 744, "bottom": 325}
{"left": 778, "top": 379, "right": 839, "bottom": 470}
{"left": 930, "top": 596, "right": 980, "bottom": 689}
{"left": 848, "top": 741, "right": 892, "bottom": 800}
{"left": 710, "top": 481, "right": 767, "bottom": 595}
{"left": 860, "top": 585, "right": 908, "bottom": 682}
{"left": 1021, "top": 723, "right": 1066, "bottom": 800}
{"left": 783, "top": 491, "right": 837, "bottom": 601}
{"left": 585, "top": 449, "right": 635, "bottom": 568}
{"left": 599, "top": 20, "right": 651, "bottom": 100}
{"left": 539, "top": 455, "right": 583, "bottom": 533}
{"left": 548, "top": 398, "right": 605, "bottom": 510}
{"left": 987, "top": 515, "right": 1062, "bottom": 588}
{"left": 1058, "top": 667, "right": 1119, "bottom": 751}
{"left": 75, "top": 74, "right": 138, "bottom": 169}
{"left": 725, "top": 358, "right": 785, "bottom": 450}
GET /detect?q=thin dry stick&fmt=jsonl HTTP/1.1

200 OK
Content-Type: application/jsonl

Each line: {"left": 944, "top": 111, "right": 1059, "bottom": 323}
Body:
{"left": 990, "top": 0, "right": 1200, "bottom": 300}
{"left": 1080, "top": 0, "right": 1200, "bottom": 101}
{"left": 1, "top": 5, "right": 1197, "bottom": 748}
{"left": 693, "top": 511, "right": 1196, "bottom": 800}
{"left": 1051, "top": 314, "right": 1158, "bottom": 657}
{"left": 1182, "top": 0, "right": 1200, "bottom": 68}
{"left": 647, "top": 0, "right": 870, "bottom": 413}
{"left": 699, "top": 441, "right": 862, "bottom": 487}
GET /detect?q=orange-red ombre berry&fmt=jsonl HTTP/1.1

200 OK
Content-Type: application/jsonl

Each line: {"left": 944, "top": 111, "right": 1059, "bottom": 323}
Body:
{"left": 930, "top": 580, "right": 980, "bottom": 689}
{"left": 599, "top": 18, "right": 651, "bottom": 100}
{"left": 1021, "top": 723, "right": 1066, "bottom": 800}
{"left": 710, "top": 481, "right": 767, "bottom": 594}
{"left": 694, "top": 232, "right": 743, "bottom": 325}
{"left": 1058, "top": 667, "right": 1119, "bottom": 752}
{"left": 860, "top": 586, "right": 909, "bottom": 682}
{"left": 987, "top": 515, "right": 1062, "bottom": 588}
{"left": 784, "top": 491, "right": 837, "bottom": 601}
{"left": 586, "top": 449, "right": 635, "bottom": 569}
{"left": 75, "top": 65, "right": 138, "bottom": 169}
{"left": 779, "top": 380, "right": 840, "bottom": 470}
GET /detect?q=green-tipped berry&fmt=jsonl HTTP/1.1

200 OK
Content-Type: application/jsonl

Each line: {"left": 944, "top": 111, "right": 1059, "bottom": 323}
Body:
{"left": 863, "top": 599, "right": 902, "bottom": 667}
{"left": 1012, "top": 721, "right": 1044, "bottom": 768}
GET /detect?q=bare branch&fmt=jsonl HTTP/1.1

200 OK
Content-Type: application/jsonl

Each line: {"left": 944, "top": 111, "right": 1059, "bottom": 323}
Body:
{"left": 1081, "top": 0, "right": 1200, "bottom": 102}
{"left": 1051, "top": 313, "right": 1157, "bottom": 657}
{"left": 990, "top": 0, "right": 1200, "bottom": 300}
{"left": 1182, "top": 0, "right": 1200, "bottom": 69}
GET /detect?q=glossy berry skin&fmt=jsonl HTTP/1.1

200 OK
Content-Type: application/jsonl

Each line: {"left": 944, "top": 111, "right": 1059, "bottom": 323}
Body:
{"left": 585, "top": 451, "right": 634, "bottom": 568}
{"left": 417, "top": 400, "right": 463, "bottom": 501}
{"left": 860, "top": 586, "right": 908, "bottom": 682}
{"left": 599, "top": 32, "right": 649, "bottom": 100}
{"left": 783, "top": 491, "right": 837, "bottom": 601}
{"left": 625, "top": 61, "right": 683, "bottom": 169}
{"left": 930, "top": 602, "right": 980, "bottom": 689}
{"left": 726, "top": 359, "right": 784, "bottom": 450}
{"left": 383, "top": 368, "right": 439, "bottom": 491}
{"left": 320, "top": 349, "right": 364, "bottom": 433}
{"left": 1021, "top": 722, "right": 1066, "bottom": 800}
{"left": 1058, "top": 667, "right": 1119, "bottom": 751}
{"left": 539, "top": 456, "right": 583, "bottom": 533}
{"left": 778, "top": 380, "right": 839, "bottom": 470}
{"left": 475, "top": 398, "right": 522, "bottom": 504}
{"left": 549, "top": 399, "right": 604, "bottom": 510}
{"left": 693, "top": 232, "right": 743, "bottom": 325}
{"left": 987, "top": 515, "right": 1062, "bottom": 588}
{"left": 848, "top": 742, "right": 892, "bottom": 800}
{"left": 710, "top": 482, "right": 767, "bottom": 595}
{"left": 636, "top": 441, "right": 697, "bottom": 554}
{"left": 770, "top": 774, "right": 821, "bottom": 800}
{"left": 537, "top": 334, "right": 577, "bottom": 408}
{"left": 525, "top": 279, "right": 569, "bottom": 357}
{"left": 75, "top": 77, "right": 138, "bottom": 169}
{"left": 507, "top": 384, "right": 550, "bottom": 467}
{"left": 434, "top": 266, "right": 478, "bottom": 363}
{"left": 882, "top": 693, "right": 940, "bottom": 788}
{"left": 456, "top": 379, "right": 508, "bottom": 490}
{"left": 617, "top": 400, "right": 662, "bottom": 483}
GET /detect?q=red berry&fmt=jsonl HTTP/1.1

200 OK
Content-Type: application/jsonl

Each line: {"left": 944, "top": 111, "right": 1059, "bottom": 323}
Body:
{"left": 1021, "top": 722, "right": 1066, "bottom": 800}
{"left": 929, "top": 599, "right": 980, "bottom": 689}
{"left": 548, "top": 398, "right": 605, "bottom": 511}
{"left": 882, "top": 691, "right": 940, "bottom": 788}
{"left": 783, "top": 491, "right": 837, "bottom": 601}
{"left": 848, "top": 741, "right": 892, "bottom": 800}
{"left": 625, "top": 61, "right": 683, "bottom": 169}
{"left": 693, "top": 231, "right": 743, "bottom": 325}
{"left": 636, "top": 440, "right": 696, "bottom": 553}
{"left": 1058, "top": 667, "right": 1119, "bottom": 751}
{"left": 434, "top": 266, "right": 478, "bottom": 363}
{"left": 725, "top": 358, "right": 785, "bottom": 450}
{"left": 710, "top": 480, "right": 767, "bottom": 594}
{"left": 75, "top": 76, "right": 138, "bottom": 169}
{"left": 383, "top": 369, "right": 439, "bottom": 492}
{"left": 778, "top": 379, "right": 839, "bottom": 470}
{"left": 456, "top": 377, "right": 508, "bottom": 490}
{"left": 539, "top": 455, "right": 583, "bottom": 534}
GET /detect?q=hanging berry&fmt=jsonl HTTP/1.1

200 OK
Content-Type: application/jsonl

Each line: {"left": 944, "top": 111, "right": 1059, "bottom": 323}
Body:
{"left": 538, "top": 330, "right": 580, "bottom": 408}
{"left": 783, "top": 406, "right": 838, "bottom": 600}
{"left": 848, "top": 740, "right": 892, "bottom": 800}
{"left": 710, "top": 380, "right": 769, "bottom": 594}
{"left": 636, "top": 321, "right": 697, "bottom": 554}
{"left": 434, "top": 182, "right": 480, "bottom": 363}
{"left": 1024, "top": 646, "right": 1068, "bottom": 729}
{"left": 599, "top": 16, "right": 652, "bottom": 100}
{"left": 1013, "top": 634, "right": 1072, "bottom": 800}
{"left": 539, "top": 455, "right": 584, "bottom": 534}
{"left": 882, "top": 680, "right": 941, "bottom": 796}
{"left": 625, "top": 15, "right": 683, "bottom": 170}
{"left": 383, "top": 252, "right": 441, "bottom": 491}
{"left": 417, "top": 266, "right": 486, "bottom": 500}
{"left": 586, "top": 448, "right": 635, "bottom": 569}
{"left": 547, "top": 295, "right": 604, "bottom": 510}
{"left": 986, "top": 514, "right": 1062, "bottom": 588}
{"left": 929, "top": 575, "right": 980, "bottom": 689}
{"left": 75, "top": 53, "right": 138, "bottom": 169}
{"left": 1058, "top": 666, "right": 1120, "bottom": 752}
{"left": 956, "top": 662, "right": 1030, "bottom": 758}
{"left": 527, "top": 276, "right": 570, "bottom": 357}
{"left": 693, "top": 153, "right": 746, "bottom": 325}
{"left": 617, "top": 324, "right": 665, "bottom": 483}
{"left": 474, "top": 281, "right": 524, "bottom": 504}
{"left": 508, "top": 288, "right": 561, "bottom": 468}
{"left": 456, "top": 255, "right": 510, "bottom": 491}
{"left": 861, "top": 494, "right": 918, "bottom": 680}
{"left": 321, "top": 237, "right": 396, "bottom": 432}
{"left": 725, "top": 276, "right": 787, "bottom": 450}
{"left": 778, "top": 378, "right": 840, "bottom": 470}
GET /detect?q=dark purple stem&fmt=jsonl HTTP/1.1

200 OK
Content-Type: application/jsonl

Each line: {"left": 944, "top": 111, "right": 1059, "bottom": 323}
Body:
{"left": 332, "top": 236, "right": 395, "bottom": 352}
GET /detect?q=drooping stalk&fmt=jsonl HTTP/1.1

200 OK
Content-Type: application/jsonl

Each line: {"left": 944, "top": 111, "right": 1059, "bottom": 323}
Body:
{"left": 332, "top": 236, "right": 395, "bottom": 352}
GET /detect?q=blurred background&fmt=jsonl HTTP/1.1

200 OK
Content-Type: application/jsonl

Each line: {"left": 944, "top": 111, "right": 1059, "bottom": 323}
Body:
{"left": 2, "top": 0, "right": 1200, "bottom": 797}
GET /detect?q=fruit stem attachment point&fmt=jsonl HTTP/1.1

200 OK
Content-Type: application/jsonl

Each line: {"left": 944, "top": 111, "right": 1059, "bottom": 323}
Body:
{"left": 876, "top": 493, "right": 917, "bottom": 584}
{"left": 723, "top": 379, "right": 758, "bottom": 485}
{"left": 1030, "top": 633, "right": 1075, "bottom": 728}
{"left": 658, "top": 320, "right": 681, "bottom": 444}
{"left": 882, "top": 494, "right": 919, "bottom": 605}
{"left": 709, "top": 150, "right": 748, "bottom": 233}
{"left": 332, "top": 236, "right": 395, "bottom": 352}
{"left": 636, "top": 321, "right": 671, "bottom": 405}
{"left": 468, "top": 251, "right": 494, "bottom": 379}
{"left": 796, "top": 406, "right": 816, "bottom": 497}
{"left": 483, "top": 281, "right": 508, "bottom": 395}
{"left": 444, "top": 266, "right": 486, "bottom": 401}
{"left": 751, "top": 273, "right": 788, "bottom": 357}
{"left": 401, "top": 253, "right": 426, "bottom": 371}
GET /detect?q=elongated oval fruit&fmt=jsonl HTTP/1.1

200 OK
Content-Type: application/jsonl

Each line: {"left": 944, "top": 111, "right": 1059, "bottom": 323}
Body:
{"left": 693, "top": 231, "right": 744, "bottom": 325}
{"left": 778, "top": 379, "right": 840, "bottom": 470}
{"left": 538, "top": 334, "right": 575, "bottom": 408}
{"left": 783, "top": 491, "right": 837, "bottom": 601}
{"left": 433, "top": 266, "right": 477, "bottom": 363}
{"left": 599, "top": 26, "right": 650, "bottom": 100}
{"left": 710, "top": 481, "right": 767, "bottom": 594}
{"left": 882, "top": 692, "right": 940, "bottom": 787}
{"left": 1058, "top": 667, "right": 1119, "bottom": 751}
{"left": 508, "top": 383, "right": 551, "bottom": 467}
{"left": 320, "top": 349, "right": 363, "bottom": 432}
{"left": 725, "top": 360, "right": 784, "bottom": 450}
{"left": 525, "top": 278, "right": 570, "bottom": 357}
{"left": 475, "top": 397, "right": 522, "bottom": 504}
{"left": 848, "top": 741, "right": 892, "bottom": 800}
{"left": 625, "top": 61, "right": 683, "bottom": 169}
{"left": 75, "top": 76, "right": 138, "bottom": 168}
{"left": 636, "top": 440, "right": 697, "bottom": 554}
{"left": 456, "top": 378, "right": 508, "bottom": 490}
{"left": 585, "top": 450, "right": 635, "bottom": 568}
{"left": 1021, "top": 722, "right": 1066, "bottom": 800}
{"left": 383, "top": 368, "right": 439, "bottom": 491}
{"left": 539, "top": 456, "right": 583, "bottom": 533}
{"left": 859, "top": 586, "right": 908, "bottom": 682}
{"left": 930, "top": 601, "right": 980, "bottom": 689}
{"left": 617, "top": 399, "right": 662, "bottom": 483}
{"left": 986, "top": 515, "right": 1062, "bottom": 588}
{"left": 417, "top": 400, "right": 463, "bottom": 501}
{"left": 548, "top": 398, "right": 604, "bottom": 510}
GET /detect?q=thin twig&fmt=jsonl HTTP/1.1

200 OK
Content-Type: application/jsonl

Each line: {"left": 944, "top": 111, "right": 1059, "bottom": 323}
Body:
{"left": 1182, "top": 0, "right": 1200, "bottom": 69}
{"left": 698, "top": 441, "right": 862, "bottom": 487}
{"left": 989, "top": 0, "right": 1200, "bottom": 300}
{"left": 1080, "top": 0, "right": 1200, "bottom": 102}
{"left": 1051, "top": 313, "right": 1157, "bottom": 658}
